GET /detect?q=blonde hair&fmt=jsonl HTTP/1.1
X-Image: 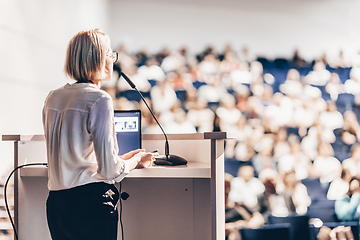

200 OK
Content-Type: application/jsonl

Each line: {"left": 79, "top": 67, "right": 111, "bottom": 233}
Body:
{"left": 64, "top": 29, "right": 110, "bottom": 82}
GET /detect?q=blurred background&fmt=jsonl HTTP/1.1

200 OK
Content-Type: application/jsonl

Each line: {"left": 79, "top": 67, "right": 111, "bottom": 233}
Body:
{"left": 2, "top": 0, "right": 360, "bottom": 238}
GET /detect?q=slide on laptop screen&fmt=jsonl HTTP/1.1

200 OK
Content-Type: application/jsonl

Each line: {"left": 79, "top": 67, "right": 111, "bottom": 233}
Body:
{"left": 114, "top": 110, "right": 142, "bottom": 156}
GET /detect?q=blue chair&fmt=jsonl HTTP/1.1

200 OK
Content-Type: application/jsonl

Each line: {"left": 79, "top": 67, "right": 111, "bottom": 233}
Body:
{"left": 123, "top": 89, "right": 141, "bottom": 102}
{"left": 268, "top": 214, "right": 311, "bottom": 240}
{"left": 240, "top": 223, "right": 292, "bottom": 240}
{"left": 148, "top": 79, "right": 157, "bottom": 87}
{"left": 224, "top": 159, "right": 245, "bottom": 177}
{"left": 256, "top": 57, "right": 273, "bottom": 71}
{"left": 192, "top": 81, "right": 207, "bottom": 89}
{"left": 286, "top": 127, "right": 300, "bottom": 137}
{"left": 301, "top": 178, "right": 328, "bottom": 202}
{"left": 268, "top": 68, "right": 287, "bottom": 85}
{"left": 175, "top": 90, "right": 187, "bottom": 102}
{"left": 337, "top": 67, "right": 352, "bottom": 83}
{"left": 274, "top": 58, "right": 290, "bottom": 70}
{"left": 336, "top": 93, "right": 355, "bottom": 114}
{"left": 307, "top": 200, "right": 338, "bottom": 223}
{"left": 207, "top": 101, "right": 220, "bottom": 112}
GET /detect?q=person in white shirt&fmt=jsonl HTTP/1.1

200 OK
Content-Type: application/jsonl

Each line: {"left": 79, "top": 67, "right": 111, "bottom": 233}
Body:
{"left": 43, "top": 29, "right": 156, "bottom": 240}
{"left": 327, "top": 168, "right": 351, "bottom": 200}
{"left": 310, "top": 142, "right": 341, "bottom": 183}
{"left": 282, "top": 170, "right": 311, "bottom": 215}
{"left": 229, "top": 165, "right": 265, "bottom": 210}
{"left": 150, "top": 79, "right": 178, "bottom": 114}
{"left": 319, "top": 101, "right": 344, "bottom": 131}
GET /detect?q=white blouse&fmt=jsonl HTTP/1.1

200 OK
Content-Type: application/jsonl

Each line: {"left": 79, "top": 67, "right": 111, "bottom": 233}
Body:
{"left": 42, "top": 83, "right": 134, "bottom": 191}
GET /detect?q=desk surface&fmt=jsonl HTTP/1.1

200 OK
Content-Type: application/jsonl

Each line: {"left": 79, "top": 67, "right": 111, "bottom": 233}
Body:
{"left": 3, "top": 132, "right": 235, "bottom": 142}
{"left": 20, "top": 161, "right": 211, "bottom": 178}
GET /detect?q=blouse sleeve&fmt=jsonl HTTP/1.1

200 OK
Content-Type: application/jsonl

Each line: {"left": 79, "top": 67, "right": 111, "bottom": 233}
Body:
{"left": 88, "top": 94, "right": 130, "bottom": 182}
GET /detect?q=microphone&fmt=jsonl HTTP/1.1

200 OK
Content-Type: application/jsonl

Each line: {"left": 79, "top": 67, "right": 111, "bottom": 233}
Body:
{"left": 120, "top": 72, "right": 187, "bottom": 166}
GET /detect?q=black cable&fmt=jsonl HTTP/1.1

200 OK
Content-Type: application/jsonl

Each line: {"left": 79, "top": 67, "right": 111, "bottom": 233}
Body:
{"left": 4, "top": 163, "right": 48, "bottom": 240}
{"left": 119, "top": 181, "right": 124, "bottom": 240}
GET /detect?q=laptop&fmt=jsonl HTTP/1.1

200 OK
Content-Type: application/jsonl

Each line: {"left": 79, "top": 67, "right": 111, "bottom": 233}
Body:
{"left": 114, "top": 110, "right": 142, "bottom": 156}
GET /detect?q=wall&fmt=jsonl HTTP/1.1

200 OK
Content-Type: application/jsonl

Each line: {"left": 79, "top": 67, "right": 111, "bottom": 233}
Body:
{"left": 108, "top": 0, "right": 360, "bottom": 61}
{"left": 0, "top": 0, "right": 110, "bottom": 179}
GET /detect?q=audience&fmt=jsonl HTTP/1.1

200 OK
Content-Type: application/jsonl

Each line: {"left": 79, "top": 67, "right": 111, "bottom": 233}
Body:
{"left": 107, "top": 44, "right": 360, "bottom": 236}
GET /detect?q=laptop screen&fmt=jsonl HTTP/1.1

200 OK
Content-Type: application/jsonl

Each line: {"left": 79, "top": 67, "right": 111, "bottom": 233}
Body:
{"left": 114, "top": 110, "right": 142, "bottom": 156}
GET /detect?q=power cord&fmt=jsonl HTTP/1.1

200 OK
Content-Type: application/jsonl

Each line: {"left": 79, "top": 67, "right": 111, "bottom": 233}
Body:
{"left": 4, "top": 163, "right": 48, "bottom": 240}
{"left": 119, "top": 181, "right": 129, "bottom": 240}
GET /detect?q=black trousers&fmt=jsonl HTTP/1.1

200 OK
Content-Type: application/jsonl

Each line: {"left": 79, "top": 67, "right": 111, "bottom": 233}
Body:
{"left": 46, "top": 182, "right": 119, "bottom": 240}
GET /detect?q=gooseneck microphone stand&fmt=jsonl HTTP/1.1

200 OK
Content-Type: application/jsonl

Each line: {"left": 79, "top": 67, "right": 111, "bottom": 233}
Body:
{"left": 120, "top": 72, "right": 187, "bottom": 166}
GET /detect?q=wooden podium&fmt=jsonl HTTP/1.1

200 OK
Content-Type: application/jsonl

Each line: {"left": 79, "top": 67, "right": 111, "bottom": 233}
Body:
{"left": 2, "top": 132, "right": 230, "bottom": 240}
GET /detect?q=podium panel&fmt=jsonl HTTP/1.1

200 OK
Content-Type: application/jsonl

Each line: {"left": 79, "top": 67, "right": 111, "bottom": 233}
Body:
{"left": 120, "top": 178, "right": 211, "bottom": 240}
{"left": 3, "top": 132, "right": 231, "bottom": 240}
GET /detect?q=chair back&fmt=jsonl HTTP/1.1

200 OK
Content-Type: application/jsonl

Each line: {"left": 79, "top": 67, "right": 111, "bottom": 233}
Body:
{"left": 268, "top": 214, "right": 310, "bottom": 240}
{"left": 307, "top": 200, "right": 338, "bottom": 222}
{"left": 240, "top": 223, "right": 292, "bottom": 240}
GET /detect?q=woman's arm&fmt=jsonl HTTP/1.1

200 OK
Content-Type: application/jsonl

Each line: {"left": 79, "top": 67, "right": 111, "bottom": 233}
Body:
{"left": 88, "top": 95, "right": 139, "bottom": 181}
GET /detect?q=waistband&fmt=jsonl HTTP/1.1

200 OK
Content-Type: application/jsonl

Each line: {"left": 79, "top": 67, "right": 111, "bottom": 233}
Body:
{"left": 49, "top": 182, "right": 118, "bottom": 197}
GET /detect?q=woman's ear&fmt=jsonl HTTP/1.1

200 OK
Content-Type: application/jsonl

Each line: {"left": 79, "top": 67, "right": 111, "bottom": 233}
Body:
{"left": 103, "top": 55, "right": 113, "bottom": 82}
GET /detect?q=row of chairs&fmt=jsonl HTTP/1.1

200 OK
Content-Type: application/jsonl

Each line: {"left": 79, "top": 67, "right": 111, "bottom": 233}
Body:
{"left": 239, "top": 214, "right": 359, "bottom": 240}
{"left": 257, "top": 57, "right": 352, "bottom": 82}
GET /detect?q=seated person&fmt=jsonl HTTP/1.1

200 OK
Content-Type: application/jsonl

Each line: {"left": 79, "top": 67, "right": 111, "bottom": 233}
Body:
{"left": 255, "top": 169, "right": 296, "bottom": 220}
{"left": 335, "top": 177, "right": 360, "bottom": 222}
{"left": 310, "top": 142, "right": 341, "bottom": 184}
{"left": 318, "top": 226, "right": 354, "bottom": 240}
{"left": 327, "top": 168, "right": 351, "bottom": 200}
{"left": 282, "top": 170, "right": 311, "bottom": 215}
{"left": 342, "top": 143, "right": 360, "bottom": 178}
{"left": 229, "top": 165, "right": 265, "bottom": 210}
{"left": 225, "top": 173, "right": 264, "bottom": 240}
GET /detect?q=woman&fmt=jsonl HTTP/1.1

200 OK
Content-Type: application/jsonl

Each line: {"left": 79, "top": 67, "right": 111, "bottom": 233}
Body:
{"left": 335, "top": 177, "right": 360, "bottom": 222}
{"left": 42, "top": 29, "right": 155, "bottom": 240}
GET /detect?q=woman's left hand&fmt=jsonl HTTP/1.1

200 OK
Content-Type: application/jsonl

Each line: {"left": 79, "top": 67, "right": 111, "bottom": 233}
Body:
{"left": 136, "top": 152, "right": 159, "bottom": 169}
{"left": 120, "top": 149, "right": 145, "bottom": 160}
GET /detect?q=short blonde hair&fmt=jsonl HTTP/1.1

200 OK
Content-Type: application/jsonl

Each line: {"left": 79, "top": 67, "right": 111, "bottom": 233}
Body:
{"left": 64, "top": 29, "right": 110, "bottom": 82}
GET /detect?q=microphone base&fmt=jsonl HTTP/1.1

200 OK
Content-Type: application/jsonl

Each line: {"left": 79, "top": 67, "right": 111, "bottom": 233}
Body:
{"left": 154, "top": 154, "right": 188, "bottom": 166}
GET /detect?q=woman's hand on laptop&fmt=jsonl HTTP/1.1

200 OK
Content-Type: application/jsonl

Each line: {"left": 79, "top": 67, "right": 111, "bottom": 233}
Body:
{"left": 120, "top": 149, "right": 145, "bottom": 160}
